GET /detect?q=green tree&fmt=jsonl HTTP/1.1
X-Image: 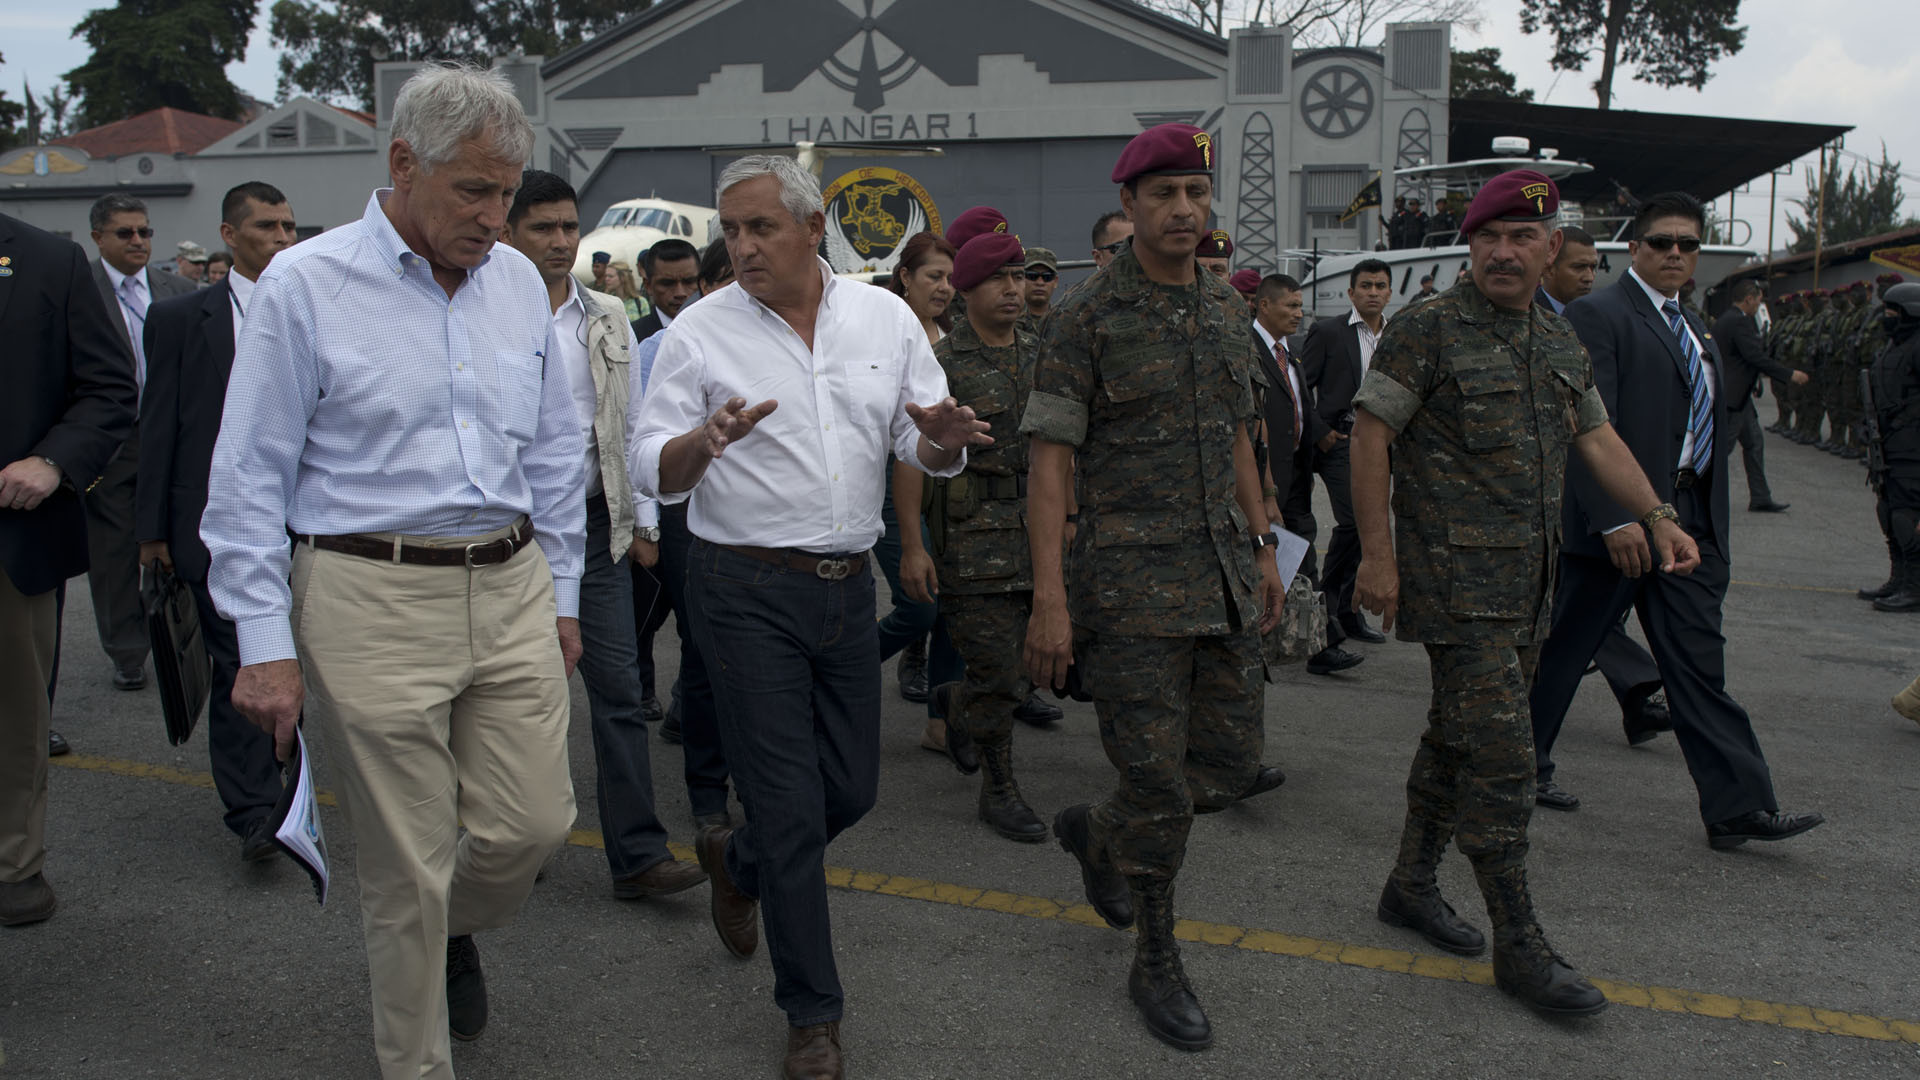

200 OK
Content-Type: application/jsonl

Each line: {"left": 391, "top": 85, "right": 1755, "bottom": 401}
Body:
{"left": 1518, "top": 0, "right": 1745, "bottom": 111}
{"left": 0, "top": 56, "right": 27, "bottom": 152}
{"left": 271, "top": 0, "right": 641, "bottom": 110}
{"left": 63, "top": 0, "right": 257, "bottom": 128}
{"left": 1787, "top": 146, "right": 1915, "bottom": 254}
{"left": 1451, "top": 46, "right": 1534, "bottom": 101}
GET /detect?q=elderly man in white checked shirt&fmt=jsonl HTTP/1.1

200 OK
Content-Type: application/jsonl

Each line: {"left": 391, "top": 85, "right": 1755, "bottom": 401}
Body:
{"left": 630, "top": 155, "right": 990, "bottom": 1080}
{"left": 200, "top": 66, "right": 584, "bottom": 1079}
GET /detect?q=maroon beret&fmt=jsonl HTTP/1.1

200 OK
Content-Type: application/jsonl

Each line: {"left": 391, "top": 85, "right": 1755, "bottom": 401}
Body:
{"left": 1111, "top": 123, "right": 1214, "bottom": 184}
{"left": 1228, "top": 269, "right": 1260, "bottom": 296}
{"left": 1199, "top": 230, "right": 1234, "bottom": 259}
{"left": 1459, "top": 169, "right": 1559, "bottom": 237}
{"left": 1879, "top": 272, "right": 1906, "bottom": 284}
{"left": 951, "top": 233, "right": 1025, "bottom": 292}
{"left": 946, "top": 206, "right": 1010, "bottom": 250}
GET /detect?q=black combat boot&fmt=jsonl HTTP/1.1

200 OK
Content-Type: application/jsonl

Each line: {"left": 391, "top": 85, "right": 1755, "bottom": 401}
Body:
{"left": 1377, "top": 821, "right": 1485, "bottom": 955}
{"left": 897, "top": 636, "right": 929, "bottom": 703}
{"left": 1859, "top": 541, "right": 1902, "bottom": 601}
{"left": 1128, "top": 878, "right": 1213, "bottom": 1051}
{"left": 1053, "top": 804, "right": 1132, "bottom": 929}
{"left": 975, "top": 736, "right": 1046, "bottom": 842}
{"left": 1872, "top": 552, "right": 1920, "bottom": 612}
{"left": 1476, "top": 866, "right": 1606, "bottom": 1017}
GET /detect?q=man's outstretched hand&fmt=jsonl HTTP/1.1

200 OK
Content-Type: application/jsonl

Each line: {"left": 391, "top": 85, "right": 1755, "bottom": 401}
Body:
{"left": 697, "top": 397, "right": 778, "bottom": 459}
{"left": 906, "top": 397, "right": 993, "bottom": 451}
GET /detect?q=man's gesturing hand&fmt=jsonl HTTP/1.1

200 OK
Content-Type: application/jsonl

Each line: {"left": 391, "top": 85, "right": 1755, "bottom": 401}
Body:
{"left": 905, "top": 397, "right": 994, "bottom": 450}
{"left": 698, "top": 397, "right": 778, "bottom": 459}
{"left": 232, "top": 659, "right": 304, "bottom": 762}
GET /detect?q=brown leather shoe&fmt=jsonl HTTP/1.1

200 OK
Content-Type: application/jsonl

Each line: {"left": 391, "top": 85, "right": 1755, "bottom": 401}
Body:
{"left": 784, "top": 1022, "right": 843, "bottom": 1080}
{"left": 695, "top": 826, "right": 758, "bottom": 958}
{"left": 612, "top": 856, "right": 708, "bottom": 899}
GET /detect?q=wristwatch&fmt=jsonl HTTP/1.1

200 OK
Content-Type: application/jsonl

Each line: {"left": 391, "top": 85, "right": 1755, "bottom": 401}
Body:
{"left": 636, "top": 526, "right": 661, "bottom": 543}
{"left": 1250, "top": 532, "right": 1274, "bottom": 551}
{"left": 1639, "top": 503, "right": 1679, "bottom": 531}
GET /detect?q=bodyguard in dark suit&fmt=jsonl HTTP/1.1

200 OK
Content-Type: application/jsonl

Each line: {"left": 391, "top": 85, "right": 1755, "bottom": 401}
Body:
{"left": 1251, "top": 273, "right": 1363, "bottom": 676}
{"left": 1529, "top": 192, "right": 1823, "bottom": 850}
{"left": 136, "top": 183, "right": 296, "bottom": 861}
{"left": 1714, "top": 280, "right": 1806, "bottom": 512}
{"left": 87, "top": 194, "right": 196, "bottom": 689}
{"left": 0, "top": 211, "right": 140, "bottom": 925}
{"left": 1300, "top": 258, "right": 1391, "bottom": 646}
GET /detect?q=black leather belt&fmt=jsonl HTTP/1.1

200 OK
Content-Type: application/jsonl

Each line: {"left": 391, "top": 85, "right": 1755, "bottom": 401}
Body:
{"left": 978, "top": 474, "right": 1028, "bottom": 500}
{"left": 1673, "top": 468, "right": 1700, "bottom": 490}
{"left": 719, "top": 544, "right": 868, "bottom": 581}
{"left": 291, "top": 517, "right": 530, "bottom": 567}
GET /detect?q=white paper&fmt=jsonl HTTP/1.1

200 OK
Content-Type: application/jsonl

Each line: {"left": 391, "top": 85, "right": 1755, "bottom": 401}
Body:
{"left": 1270, "top": 527, "right": 1312, "bottom": 589}
{"left": 274, "top": 728, "right": 330, "bottom": 906}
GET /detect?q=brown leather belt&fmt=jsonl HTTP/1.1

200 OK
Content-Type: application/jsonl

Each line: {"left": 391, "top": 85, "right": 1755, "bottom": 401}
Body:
{"left": 292, "top": 518, "right": 530, "bottom": 567}
{"left": 719, "top": 544, "right": 867, "bottom": 581}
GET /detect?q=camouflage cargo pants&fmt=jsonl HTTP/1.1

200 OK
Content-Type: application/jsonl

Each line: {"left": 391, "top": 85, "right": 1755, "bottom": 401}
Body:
{"left": 1401, "top": 642, "right": 1539, "bottom": 875}
{"left": 1085, "top": 630, "right": 1264, "bottom": 880}
{"left": 939, "top": 590, "right": 1031, "bottom": 743}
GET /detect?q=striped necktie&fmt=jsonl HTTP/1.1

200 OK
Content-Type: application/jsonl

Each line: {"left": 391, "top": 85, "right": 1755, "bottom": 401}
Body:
{"left": 1662, "top": 299, "right": 1714, "bottom": 473}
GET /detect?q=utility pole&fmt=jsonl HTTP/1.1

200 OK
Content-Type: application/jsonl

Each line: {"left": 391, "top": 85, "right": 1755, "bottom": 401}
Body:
{"left": 1813, "top": 141, "right": 1831, "bottom": 288}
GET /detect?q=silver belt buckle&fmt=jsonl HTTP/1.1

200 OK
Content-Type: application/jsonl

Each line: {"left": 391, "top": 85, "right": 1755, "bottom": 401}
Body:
{"left": 814, "top": 557, "right": 852, "bottom": 581}
{"left": 464, "top": 542, "right": 487, "bottom": 568}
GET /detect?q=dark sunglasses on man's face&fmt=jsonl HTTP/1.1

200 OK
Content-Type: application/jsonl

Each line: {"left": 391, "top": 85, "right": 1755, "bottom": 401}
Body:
{"left": 1025, "top": 269, "right": 1057, "bottom": 282}
{"left": 110, "top": 227, "right": 155, "bottom": 241}
{"left": 1640, "top": 234, "right": 1701, "bottom": 253}
{"left": 1096, "top": 239, "right": 1128, "bottom": 256}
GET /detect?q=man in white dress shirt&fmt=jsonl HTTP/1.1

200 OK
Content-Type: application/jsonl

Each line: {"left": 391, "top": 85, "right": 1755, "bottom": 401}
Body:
{"left": 630, "top": 155, "right": 988, "bottom": 1080}
{"left": 201, "top": 66, "right": 585, "bottom": 1079}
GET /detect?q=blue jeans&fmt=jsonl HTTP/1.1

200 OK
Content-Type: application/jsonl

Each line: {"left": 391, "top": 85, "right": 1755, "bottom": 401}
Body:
{"left": 651, "top": 502, "right": 731, "bottom": 818}
{"left": 579, "top": 493, "right": 672, "bottom": 879}
{"left": 688, "top": 539, "right": 880, "bottom": 1027}
{"left": 873, "top": 474, "right": 964, "bottom": 716}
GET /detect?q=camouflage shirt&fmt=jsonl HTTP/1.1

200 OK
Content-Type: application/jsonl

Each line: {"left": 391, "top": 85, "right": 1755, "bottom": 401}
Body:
{"left": 932, "top": 318, "right": 1037, "bottom": 594}
{"left": 1020, "top": 244, "right": 1261, "bottom": 637}
{"left": 1351, "top": 280, "right": 1610, "bottom": 646}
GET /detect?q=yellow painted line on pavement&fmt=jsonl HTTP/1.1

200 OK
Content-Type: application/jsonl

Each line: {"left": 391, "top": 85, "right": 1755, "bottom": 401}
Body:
{"left": 1729, "top": 579, "right": 1857, "bottom": 596}
{"left": 53, "top": 752, "right": 1920, "bottom": 1046}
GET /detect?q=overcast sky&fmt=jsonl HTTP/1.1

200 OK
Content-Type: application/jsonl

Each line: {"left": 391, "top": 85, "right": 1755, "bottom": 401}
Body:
{"left": 1, "top": 0, "right": 1909, "bottom": 252}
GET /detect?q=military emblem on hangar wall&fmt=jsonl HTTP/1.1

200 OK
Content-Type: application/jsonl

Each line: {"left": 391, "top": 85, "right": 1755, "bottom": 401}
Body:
{"left": 820, "top": 166, "right": 944, "bottom": 274}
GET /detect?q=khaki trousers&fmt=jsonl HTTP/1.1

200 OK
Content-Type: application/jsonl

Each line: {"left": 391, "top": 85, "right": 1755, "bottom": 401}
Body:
{"left": 291, "top": 531, "right": 576, "bottom": 1080}
{"left": 0, "top": 566, "right": 57, "bottom": 882}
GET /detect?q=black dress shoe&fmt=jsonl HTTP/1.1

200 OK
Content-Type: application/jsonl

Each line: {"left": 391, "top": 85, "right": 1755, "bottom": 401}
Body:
{"left": 897, "top": 638, "right": 929, "bottom": 704}
{"left": 240, "top": 817, "right": 280, "bottom": 863}
{"left": 112, "top": 667, "right": 146, "bottom": 691}
{"left": 0, "top": 873, "right": 57, "bottom": 926}
{"left": 658, "top": 703, "right": 683, "bottom": 745}
{"left": 1707, "top": 809, "right": 1825, "bottom": 850}
{"left": 1535, "top": 781, "right": 1580, "bottom": 812}
{"left": 1873, "top": 590, "right": 1920, "bottom": 613}
{"left": 47, "top": 731, "right": 70, "bottom": 758}
{"left": 446, "top": 935, "right": 488, "bottom": 1041}
{"left": 1621, "top": 687, "right": 1670, "bottom": 746}
{"left": 1748, "top": 501, "right": 1791, "bottom": 513}
{"left": 1341, "top": 613, "right": 1387, "bottom": 644}
{"left": 1012, "top": 691, "right": 1063, "bottom": 727}
{"left": 1306, "top": 645, "right": 1364, "bottom": 676}
{"left": 641, "top": 696, "right": 664, "bottom": 724}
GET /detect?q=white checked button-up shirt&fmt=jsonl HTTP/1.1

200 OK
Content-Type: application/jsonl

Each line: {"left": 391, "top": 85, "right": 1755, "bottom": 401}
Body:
{"left": 203, "top": 189, "right": 587, "bottom": 666}
{"left": 629, "top": 258, "right": 963, "bottom": 551}
{"left": 226, "top": 267, "right": 256, "bottom": 351}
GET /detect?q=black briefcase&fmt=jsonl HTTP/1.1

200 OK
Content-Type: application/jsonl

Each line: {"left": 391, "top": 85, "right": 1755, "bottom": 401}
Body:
{"left": 143, "top": 563, "right": 211, "bottom": 746}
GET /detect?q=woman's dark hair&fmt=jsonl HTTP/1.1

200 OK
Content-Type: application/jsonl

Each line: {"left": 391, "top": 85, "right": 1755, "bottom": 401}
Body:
{"left": 888, "top": 231, "right": 957, "bottom": 332}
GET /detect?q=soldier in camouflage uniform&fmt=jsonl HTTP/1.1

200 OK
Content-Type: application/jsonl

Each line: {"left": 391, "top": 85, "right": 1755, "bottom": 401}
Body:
{"left": 1349, "top": 170, "right": 1700, "bottom": 1018}
{"left": 903, "top": 232, "right": 1050, "bottom": 842}
{"left": 1795, "top": 289, "right": 1835, "bottom": 446}
{"left": 1766, "top": 292, "right": 1803, "bottom": 433}
{"left": 1021, "top": 123, "right": 1285, "bottom": 1052}
{"left": 1824, "top": 285, "right": 1863, "bottom": 454}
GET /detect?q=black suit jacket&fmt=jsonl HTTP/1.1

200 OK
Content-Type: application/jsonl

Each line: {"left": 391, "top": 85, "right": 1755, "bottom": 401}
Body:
{"left": 137, "top": 278, "right": 238, "bottom": 583}
{"left": 1711, "top": 307, "right": 1790, "bottom": 405}
{"left": 91, "top": 258, "right": 195, "bottom": 356}
{"left": 0, "top": 213, "right": 140, "bottom": 595}
{"left": 1562, "top": 275, "right": 1734, "bottom": 559}
{"left": 1254, "top": 331, "right": 1330, "bottom": 501}
{"left": 631, "top": 309, "right": 665, "bottom": 343}
{"left": 1300, "top": 315, "right": 1365, "bottom": 429}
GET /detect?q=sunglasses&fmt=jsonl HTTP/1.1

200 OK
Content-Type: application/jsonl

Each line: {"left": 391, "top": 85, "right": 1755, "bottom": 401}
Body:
{"left": 109, "top": 227, "right": 155, "bottom": 241}
{"left": 1639, "top": 234, "right": 1702, "bottom": 253}
{"left": 1024, "top": 269, "right": 1057, "bottom": 282}
{"left": 1096, "top": 239, "right": 1128, "bottom": 255}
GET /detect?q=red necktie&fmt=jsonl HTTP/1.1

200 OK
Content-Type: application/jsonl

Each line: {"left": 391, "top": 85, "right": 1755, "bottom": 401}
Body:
{"left": 1277, "top": 340, "right": 1302, "bottom": 448}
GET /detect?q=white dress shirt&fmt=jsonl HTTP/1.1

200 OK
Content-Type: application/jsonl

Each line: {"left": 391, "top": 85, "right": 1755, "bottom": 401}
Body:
{"left": 203, "top": 189, "right": 587, "bottom": 666}
{"left": 1627, "top": 267, "right": 1715, "bottom": 468}
{"left": 1349, "top": 307, "right": 1382, "bottom": 374}
{"left": 102, "top": 261, "right": 151, "bottom": 391}
{"left": 227, "top": 267, "right": 255, "bottom": 351}
{"left": 629, "top": 258, "right": 963, "bottom": 552}
{"left": 1253, "top": 320, "right": 1305, "bottom": 449}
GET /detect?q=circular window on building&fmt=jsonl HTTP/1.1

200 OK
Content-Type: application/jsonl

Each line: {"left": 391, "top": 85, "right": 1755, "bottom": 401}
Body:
{"left": 137, "top": 156, "right": 154, "bottom": 175}
{"left": 1301, "top": 66, "right": 1375, "bottom": 139}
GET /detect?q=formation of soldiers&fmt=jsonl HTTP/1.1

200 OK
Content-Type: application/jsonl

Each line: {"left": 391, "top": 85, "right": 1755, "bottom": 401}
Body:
{"left": 1765, "top": 272, "right": 1906, "bottom": 458}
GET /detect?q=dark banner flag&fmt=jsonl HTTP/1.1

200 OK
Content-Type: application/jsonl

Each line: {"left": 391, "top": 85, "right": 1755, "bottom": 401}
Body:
{"left": 1341, "top": 173, "right": 1382, "bottom": 224}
